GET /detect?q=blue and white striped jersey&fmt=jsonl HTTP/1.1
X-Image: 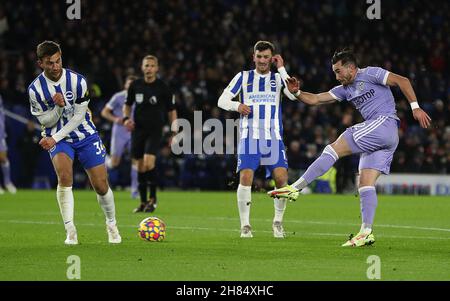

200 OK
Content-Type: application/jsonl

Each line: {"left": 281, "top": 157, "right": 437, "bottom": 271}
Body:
{"left": 224, "top": 69, "right": 288, "bottom": 140}
{"left": 28, "top": 68, "right": 97, "bottom": 143}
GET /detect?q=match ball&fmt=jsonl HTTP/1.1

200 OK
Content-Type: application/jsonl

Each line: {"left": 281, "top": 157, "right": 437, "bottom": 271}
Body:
{"left": 138, "top": 217, "right": 166, "bottom": 242}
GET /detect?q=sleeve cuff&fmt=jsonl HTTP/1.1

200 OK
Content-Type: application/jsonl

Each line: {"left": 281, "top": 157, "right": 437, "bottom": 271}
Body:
{"left": 328, "top": 90, "right": 342, "bottom": 101}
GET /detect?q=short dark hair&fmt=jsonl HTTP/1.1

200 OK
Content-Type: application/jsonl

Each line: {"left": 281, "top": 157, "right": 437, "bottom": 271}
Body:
{"left": 331, "top": 49, "right": 357, "bottom": 67}
{"left": 253, "top": 40, "right": 275, "bottom": 54}
{"left": 37, "top": 41, "right": 61, "bottom": 60}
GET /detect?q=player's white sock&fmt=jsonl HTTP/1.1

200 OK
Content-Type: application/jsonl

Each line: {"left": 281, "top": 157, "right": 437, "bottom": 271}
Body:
{"left": 97, "top": 187, "right": 117, "bottom": 225}
{"left": 237, "top": 184, "right": 251, "bottom": 228}
{"left": 56, "top": 185, "right": 75, "bottom": 231}
{"left": 273, "top": 197, "right": 287, "bottom": 223}
{"left": 360, "top": 223, "right": 372, "bottom": 234}
{"left": 292, "top": 177, "right": 308, "bottom": 191}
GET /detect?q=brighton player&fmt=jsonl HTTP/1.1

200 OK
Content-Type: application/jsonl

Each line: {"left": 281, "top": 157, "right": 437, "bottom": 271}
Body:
{"left": 101, "top": 75, "right": 138, "bottom": 198}
{"left": 218, "top": 41, "right": 298, "bottom": 238}
{"left": 28, "top": 41, "right": 121, "bottom": 245}
{"left": 0, "top": 94, "right": 17, "bottom": 194}
{"left": 268, "top": 49, "right": 431, "bottom": 246}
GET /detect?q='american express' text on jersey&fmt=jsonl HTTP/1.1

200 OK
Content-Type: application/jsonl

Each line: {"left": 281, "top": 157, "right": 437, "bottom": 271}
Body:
{"left": 224, "top": 70, "right": 287, "bottom": 140}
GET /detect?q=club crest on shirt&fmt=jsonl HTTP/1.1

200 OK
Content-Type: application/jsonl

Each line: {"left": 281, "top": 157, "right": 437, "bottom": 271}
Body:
{"left": 136, "top": 93, "right": 144, "bottom": 104}
{"left": 358, "top": 82, "right": 365, "bottom": 91}
{"left": 270, "top": 80, "right": 277, "bottom": 88}
{"left": 64, "top": 91, "right": 74, "bottom": 102}
{"left": 149, "top": 96, "right": 158, "bottom": 105}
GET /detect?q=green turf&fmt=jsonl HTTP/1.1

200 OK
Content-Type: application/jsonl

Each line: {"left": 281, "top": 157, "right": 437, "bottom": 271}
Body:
{"left": 0, "top": 190, "right": 449, "bottom": 280}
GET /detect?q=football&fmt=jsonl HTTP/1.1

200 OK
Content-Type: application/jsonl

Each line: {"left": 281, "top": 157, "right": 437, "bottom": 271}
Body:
{"left": 138, "top": 217, "right": 166, "bottom": 242}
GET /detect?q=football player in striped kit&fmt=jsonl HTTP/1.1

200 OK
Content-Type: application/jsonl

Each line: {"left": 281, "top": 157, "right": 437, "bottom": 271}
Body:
{"left": 28, "top": 41, "right": 121, "bottom": 245}
{"left": 218, "top": 41, "right": 298, "bottom": 238}
{"left": 268, "top": 49, "right": 431, "bottom": 247}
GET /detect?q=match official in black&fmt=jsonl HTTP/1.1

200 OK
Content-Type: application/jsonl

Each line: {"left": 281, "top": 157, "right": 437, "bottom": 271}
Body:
{"left": 123, "top": 55, "right": 177, "bottom": 213}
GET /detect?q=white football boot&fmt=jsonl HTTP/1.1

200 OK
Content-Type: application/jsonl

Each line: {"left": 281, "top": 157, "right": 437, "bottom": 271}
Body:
{"left": 5, "top": 183, "right": 17, "bottom": 194}
{"left": 64, "top": 226, "right": 78, "bottom": 245}
{"left": 240, "top": 225, "right": 253, "bottom": 238}
{"left": 107, "top": 224, "right": 122, "bottom": 244}
{"left": 272, "top": 221, "right": 285, "bottom": 238}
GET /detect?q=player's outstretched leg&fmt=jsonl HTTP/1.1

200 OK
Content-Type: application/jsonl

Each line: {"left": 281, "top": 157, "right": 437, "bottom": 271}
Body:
{"left": 57, "top": 185, "right": 78, "bottom": 245}
{"left": 97, "top": 187, "right": 121, "bottom": 244}
{"left": 237, "top": 184, "right": 252, "bottom": 238}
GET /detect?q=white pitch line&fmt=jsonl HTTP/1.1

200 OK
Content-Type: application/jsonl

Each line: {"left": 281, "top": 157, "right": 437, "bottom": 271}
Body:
{"left": 1, "top": 220, "right": 450, "bottom": 241}
{"left": 2, "top": 212, "right": 450, "bottom": 233}
{"left": 204, "top": 216, "right": 450, "bottom": 233}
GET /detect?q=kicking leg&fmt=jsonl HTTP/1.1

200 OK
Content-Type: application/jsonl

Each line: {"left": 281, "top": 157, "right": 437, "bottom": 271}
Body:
{"left": 293, "top": 136, "right": 353, "bottom": 190}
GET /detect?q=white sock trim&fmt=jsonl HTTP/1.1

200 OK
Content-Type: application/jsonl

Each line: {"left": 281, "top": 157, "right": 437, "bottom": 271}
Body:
{"left": 358, "top": 186, "right": 376, "bottom": 193}
{"left": 323, "top": 145, "right": 339, "bottom": 161}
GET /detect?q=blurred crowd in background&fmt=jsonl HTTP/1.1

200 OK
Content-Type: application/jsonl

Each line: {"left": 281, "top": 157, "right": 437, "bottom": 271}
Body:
{"left": 0, "top": 0, "right": 448, "bottom": 192}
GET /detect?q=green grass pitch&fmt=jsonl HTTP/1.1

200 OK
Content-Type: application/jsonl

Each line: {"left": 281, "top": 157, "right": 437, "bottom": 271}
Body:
{"left": 0, "top": 190, "right": 449, "bottom": 281}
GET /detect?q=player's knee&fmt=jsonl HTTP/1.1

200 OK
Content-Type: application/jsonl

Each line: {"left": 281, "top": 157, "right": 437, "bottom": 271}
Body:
{"left": 239, "top": 172, "right": 253, "bottom": 186}
{"left": 57, "top": 172, "right": 73, "bottom": 186}
{"left": 92, "top": 180, "right": 109, "bottom": 195}
{"left": 273, "top": 171, "right": 288, "bottom": 188}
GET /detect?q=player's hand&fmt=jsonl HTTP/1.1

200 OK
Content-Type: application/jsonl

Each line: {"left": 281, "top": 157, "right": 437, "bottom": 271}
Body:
{"left": 237, "top": 104, "right": 251, "bottom": 116}
{"left": 286, "top": 77, "right": 300, "bottom": 94}
{"left": 52, "top": 93, "right": 65, "bottom": 107}
{"left": 124, "top": 119, "right": 135, "bottom": 131}
{"left": 413, "top": 108, "right": 432, "bottom": 129}
{"left": 39, "top": 137, "right": 56, "bottom": 151}
{"left": 272, "top": 55, "right": 284, "bottom": 69}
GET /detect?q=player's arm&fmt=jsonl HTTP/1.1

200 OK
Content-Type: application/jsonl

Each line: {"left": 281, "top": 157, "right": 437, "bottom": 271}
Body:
{"left": 101, "top": 106, "right": 122, "bottom": 124}
{"left": 51, "top": 97, "right": 89, "bottom": 143}
{"left": 122, "top": 82, "right": 135, "bottom": 131}
{"left": 286, "top": 77, "right": 336, "bottom": 106}
{"left": 101, "top": 95, "right": 122, "bottom": 125}
{"left": 272, "top": 55, "right": 335, "bottom": 105}
{"left": 29, "top": 90, "right": 65, "bottom": 128}
{"left": 218, "top": 72, "right": 251, "bottom": 115}
{"left": 386, "top": 72, "right": 432, "bottom": 128}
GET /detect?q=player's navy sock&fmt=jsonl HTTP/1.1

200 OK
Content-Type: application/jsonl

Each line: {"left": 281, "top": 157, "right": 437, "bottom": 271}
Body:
{"left": 138, "top": 172, "right": 148, "bottom": 204}
{"left": 146, "top": 169, "right": 157, "bottom": 200}
{"left": 294, "top": 145, "right": 338, "bottom": 190}
{"left": 359, "top": 186, "right": 377, "bottom": 229}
